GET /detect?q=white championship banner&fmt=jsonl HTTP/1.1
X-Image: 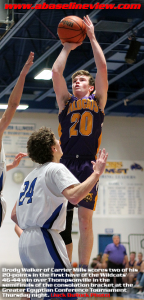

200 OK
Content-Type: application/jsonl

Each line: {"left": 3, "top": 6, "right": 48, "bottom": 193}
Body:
{"left": 95, "top": 160, "right": 144, "bottom": 218}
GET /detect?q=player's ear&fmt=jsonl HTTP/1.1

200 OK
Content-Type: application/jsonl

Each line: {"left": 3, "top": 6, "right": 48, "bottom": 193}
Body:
{"left": 89, "top": 86, "right": 94, "bottom": 93}
{"left": 51, "top": 146, "right": 57, "bottom": 153}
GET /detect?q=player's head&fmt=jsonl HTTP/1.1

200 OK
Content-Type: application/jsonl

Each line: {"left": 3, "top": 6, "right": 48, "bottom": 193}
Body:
{"left": 27, "top": 127, "right": 63, "bottom": 164}
{"left": 112, "top": 235, "right": 120, "bottom": 246}
{"left": 72, "top": 70, "right": 95, "bottom": 96}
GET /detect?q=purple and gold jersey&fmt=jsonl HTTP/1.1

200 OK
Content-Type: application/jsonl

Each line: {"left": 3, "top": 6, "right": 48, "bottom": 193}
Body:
{"left": 58, "top": 93, "right": 104, "bottom": 159}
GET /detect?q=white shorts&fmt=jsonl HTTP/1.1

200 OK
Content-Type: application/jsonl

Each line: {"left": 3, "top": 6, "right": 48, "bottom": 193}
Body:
{"left": 19, "top": 227, "right": 77, "bottom": 300}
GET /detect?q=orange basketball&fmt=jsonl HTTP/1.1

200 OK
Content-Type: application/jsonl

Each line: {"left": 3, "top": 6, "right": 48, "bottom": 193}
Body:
{"left": 72, "top": 262, "right": 78, "bottom": 268}
{"left": 57, "top": 16, "right": 86, "bottom": 43}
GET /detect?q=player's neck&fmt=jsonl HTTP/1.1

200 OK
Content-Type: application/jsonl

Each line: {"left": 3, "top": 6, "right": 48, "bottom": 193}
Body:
{"left": 74, "top": 91, "right": 90, "bottom": 99}
{"left": 52, "top": 155, "right": 60, "bottom": 163}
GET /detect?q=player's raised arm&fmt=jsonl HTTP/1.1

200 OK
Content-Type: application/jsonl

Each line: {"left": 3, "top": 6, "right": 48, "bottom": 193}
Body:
{"left": 84, "top": 15, "right": 108, "bottom": 111}
{"left": 0, "top": 52, "right": 34, "bottom": 149}
{"left": 52, "top": 43, "right": 81, "bottom": 113}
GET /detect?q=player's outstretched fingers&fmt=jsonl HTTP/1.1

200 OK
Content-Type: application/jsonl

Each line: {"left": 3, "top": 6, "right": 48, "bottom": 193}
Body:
{"left": 97, "top": 149, "right": 101, "bottom": 159}
{"left": 104, "top": 152, "right": 108, "bottom": 162}
{"left": 101, "top": 148, "right": 106, "bottom": 158}
{"left": 86, "top": 15, "right": 92, "bottom": 23}
{"left": 15, "top": 152, "right": 27, "bottom": 159}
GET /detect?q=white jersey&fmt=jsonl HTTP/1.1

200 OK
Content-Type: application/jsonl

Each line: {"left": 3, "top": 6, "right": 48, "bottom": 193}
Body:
{"left": 17, "top": 162, "right": 79, "bottom": 300}
{"left": 16, "top": 162, "right": 79, "bottom": 232}
{"left": 0, "top": 143, "right": 7, "bottom": 226}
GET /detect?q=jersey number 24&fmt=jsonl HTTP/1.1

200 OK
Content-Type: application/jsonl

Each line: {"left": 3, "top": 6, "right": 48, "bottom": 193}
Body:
{"left": 18, "top": 178, "right": 37, "bottom": 206}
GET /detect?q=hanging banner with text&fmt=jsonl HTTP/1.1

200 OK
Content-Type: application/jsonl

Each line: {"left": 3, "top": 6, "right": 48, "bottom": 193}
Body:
{"left": 95, "top": 161, "right": 144, "bottom": 218}
{"left": 3, "top": 123, "right": 36, "bottom": 167}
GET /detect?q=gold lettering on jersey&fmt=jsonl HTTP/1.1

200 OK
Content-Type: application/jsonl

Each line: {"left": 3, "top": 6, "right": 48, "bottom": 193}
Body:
{"left": 93, "top": 101, "right": 98, "bottom": 113}
{"left": 77, "top": 99, "right": 82, "bottom": 110}
{"left": 72, "top": 101, "right": 77, "bottom": 111}
{"left": 67, "top": 103, "right": 73, "bottom": 114}
{"left": 86, "top": 100, "right": 92, "bottom": 110}
{"left": 67, "top": 99, "right": 98, "bottom": 115}
{"left": 82, "top": 99, "right": 87, "bottom": 109}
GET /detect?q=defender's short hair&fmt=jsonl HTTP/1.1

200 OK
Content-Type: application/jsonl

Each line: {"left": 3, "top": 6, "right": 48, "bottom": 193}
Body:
{"left": 72, "top": 70, "right": 95, "bottom": 92}
{"left": 27, "top": 127, "right": 56, "bottom": 164}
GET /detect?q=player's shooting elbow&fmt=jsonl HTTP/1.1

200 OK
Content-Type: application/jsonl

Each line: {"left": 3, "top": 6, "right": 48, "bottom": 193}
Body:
{"left": 52, "top": 66, "right": 63, "bottom": 79}
{"left": 101, "top": 66, "right": 108, "bottom": 87}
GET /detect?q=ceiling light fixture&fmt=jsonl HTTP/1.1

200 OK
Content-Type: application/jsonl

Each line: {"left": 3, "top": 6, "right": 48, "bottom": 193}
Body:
{"left": 0, "top": 104, "right": 29, "bottom": 110}
{"left": 34, "top": 68, "right": 52, "bottom": 80}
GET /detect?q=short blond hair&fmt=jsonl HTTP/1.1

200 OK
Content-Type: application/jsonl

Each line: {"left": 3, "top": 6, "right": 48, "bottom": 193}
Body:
{"left": 72, "top": 70, "right": 95, "bottom": 92}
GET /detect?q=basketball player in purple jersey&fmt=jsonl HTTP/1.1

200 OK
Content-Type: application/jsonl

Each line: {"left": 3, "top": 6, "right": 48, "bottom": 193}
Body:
{"left": 52, "top": 15, "right": 108, "bottom": 267}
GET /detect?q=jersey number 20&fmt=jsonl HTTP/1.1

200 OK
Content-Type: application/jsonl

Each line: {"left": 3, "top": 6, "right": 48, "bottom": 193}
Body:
{"left": 19, "top": 178, "right": 37, "bottom": 206}
{"left": 70, "top": 111, "right": 93, "bottom": 137}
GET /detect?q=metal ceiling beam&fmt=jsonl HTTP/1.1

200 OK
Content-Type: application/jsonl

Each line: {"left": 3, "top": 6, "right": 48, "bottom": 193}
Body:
{"left": 34, "top": 15, "right": 57, "bottom": 39}
{"left": 14, "top": 28, "right": 27, "bottom": 76}
{"left": 105, "top": 87, "right": 144, "bottom": 114}
{"left": 35, "top": 20, "right": 144, "bottom": 102}
{"left": 0, "top": 0, "right": 44, "bottom": 50}
{"left": 69, "top": 21, "right": 144, "bottom": 71}
{"left": 0, "top": 0, "right": 113, "bottom": 99}
{"left": 0, "top": 40, "right": 61, "bottom": 98}
{"left": 109, "top": 59, "right": 144, "bottom": 85}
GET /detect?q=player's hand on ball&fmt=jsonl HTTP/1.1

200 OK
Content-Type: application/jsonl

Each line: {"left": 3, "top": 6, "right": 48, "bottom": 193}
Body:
{"left": 63, "top": 42, "right": 82, "bottom": 51}
{"left": 91, "top": 149, "right": 108, "bottom": 176}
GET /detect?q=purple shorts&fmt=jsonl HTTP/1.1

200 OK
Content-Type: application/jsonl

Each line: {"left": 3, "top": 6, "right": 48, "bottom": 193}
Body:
{"left": 60, "top": 157, "right": 99, "bottom": 211}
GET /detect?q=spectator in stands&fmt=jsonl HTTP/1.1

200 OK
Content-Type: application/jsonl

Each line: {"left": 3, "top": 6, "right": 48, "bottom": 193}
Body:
{"left": 102, "top": 235, "right": 128, "bottom": 296}
{"left": 135, "top": 259, "right": 144, "bottom": 286}
{"left": 136, "top": 252, "right": 143, "bottom": 272}
{"left": 134, "top": 272, "right": 144, "bottom": 296}
{"left": 90, "top": 254, "right": 102, "bottom": 269}
{"left": 125, "top": 252, "right": 137, "bottom": 284}
{"left": 128, "top": 252, "right": 137, "bottom": 268}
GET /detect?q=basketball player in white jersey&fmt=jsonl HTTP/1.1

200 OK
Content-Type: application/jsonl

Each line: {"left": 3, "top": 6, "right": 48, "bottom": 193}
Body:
{"left": 11, "top": 127, "right": 108, "bottom": 300}
{"left": 0, "top": 52, "right": 34, "bottom": 227}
